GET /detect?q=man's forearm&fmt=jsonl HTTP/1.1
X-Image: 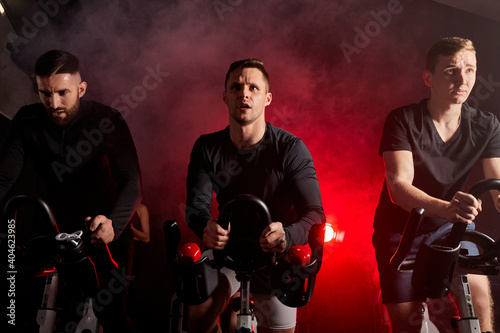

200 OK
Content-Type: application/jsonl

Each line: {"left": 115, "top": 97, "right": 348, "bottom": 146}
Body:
{"left": 388, "top": 180, "right": 449, "bottom": 219}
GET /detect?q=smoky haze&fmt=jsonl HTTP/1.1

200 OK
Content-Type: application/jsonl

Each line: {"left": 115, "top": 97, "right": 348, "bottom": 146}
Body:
{"left": 3, "top": 0, "right": 500, "bottom": 331}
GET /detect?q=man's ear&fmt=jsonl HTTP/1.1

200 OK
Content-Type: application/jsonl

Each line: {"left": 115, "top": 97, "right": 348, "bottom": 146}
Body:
{"left": 265, "top": 92, "right": 272, "bottom": 106}
{"left": 223, "top": 91, "right": 227, "bottom": 104}
{"left": 79, "top": 81, "right": 87, "bottom": 98}
{"left": 422, "top": 70, "right": 433, "bottom": 88}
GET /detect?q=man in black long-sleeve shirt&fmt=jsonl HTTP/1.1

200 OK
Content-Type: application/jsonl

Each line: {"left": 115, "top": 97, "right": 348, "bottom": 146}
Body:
{"left": 185, "top": 58, "right": 325, "bottom": 333}
{"left": 1, "top": 50, "right": 141, "bottom": 332}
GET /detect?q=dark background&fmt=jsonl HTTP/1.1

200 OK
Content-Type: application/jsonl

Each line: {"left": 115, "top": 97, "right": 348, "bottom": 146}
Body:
{"left": 1, "top": 0, "right": 499, "bottom": 332}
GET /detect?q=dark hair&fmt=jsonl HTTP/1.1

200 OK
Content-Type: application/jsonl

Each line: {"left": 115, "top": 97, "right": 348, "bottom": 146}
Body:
{"left": 35, "top": 50, "right": 80, "bottom": 77}
{"left": 426, "top": 37, "right": 475, "bottom": 73}
{"left": 224, "top": 58, "right": 270, "bottom": 91}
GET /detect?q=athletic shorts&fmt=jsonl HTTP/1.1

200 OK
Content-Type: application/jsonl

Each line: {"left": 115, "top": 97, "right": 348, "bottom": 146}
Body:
{"left": 205, "top": 250, "right": 297, "bottom": 329}
{"left": 372, "top": 222, "right": 479, "bottom": 304}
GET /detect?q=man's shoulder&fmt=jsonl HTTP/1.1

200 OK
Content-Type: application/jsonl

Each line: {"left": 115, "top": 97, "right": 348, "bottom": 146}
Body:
{"left": 462, "top": 103, "right": 499, "bottom": 130}
{"left": 463, "top": 102, "right": 496, "bottom": 119}
{"left": 13, "top": 103, "right": 46, "bottom": 122}
{"left": 264, "top": 123, "right": 312, "bottom": 160}
{"left": 266, "top": 122, "right": 300, "bottom": 144}
{"left": 82, "top": 100, "right": 119, "bottom": 116}
{"left": 187, "top": 127, "right": 229, "bottom": 164}
{"left": 383, "top": 99, "right": 428, "bottom": 128}
{"left": 390, "top": 99, "right": 427, "bottom": 116}
{"left": 80, "top": 100, "right": 129, "bottom": 125}
{"left": 197, "top": 126, "right": 229, "bottom": 143}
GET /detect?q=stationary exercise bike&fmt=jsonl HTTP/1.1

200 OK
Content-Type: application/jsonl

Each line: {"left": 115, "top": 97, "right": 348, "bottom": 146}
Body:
{"left": 391, "top": 179, "right": 500, "bottom": 333}
{"left": 4, "top": 194, "right": 109, "bottom": 333}
{"left": 165, "top": 194, "right": 324, "bottom": 333}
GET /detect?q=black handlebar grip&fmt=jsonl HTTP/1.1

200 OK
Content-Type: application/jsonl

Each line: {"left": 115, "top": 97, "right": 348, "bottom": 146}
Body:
{"left": 215, "top": 194, "right": 273, "bottom": 272}
{"left": 4, "top": 194, "right": 60, "bottom": 236}
{"left": 447, "top": 178, "right": 500, "bottom": 248}
{"left": 390, "top": 207, "right": 425, "bottom": 272}
{"left": 164, "top": 220, "right": 182, "bottom": 262}
{"left": 218, "top": 194, "right": 271, "bottom": 229}
{"left": 468, "top": 178, "right": 500, "bottom": 198}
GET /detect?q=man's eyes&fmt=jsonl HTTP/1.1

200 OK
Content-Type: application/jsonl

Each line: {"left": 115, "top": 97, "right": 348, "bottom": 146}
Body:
{"left": 445, "top": 68, "right": 475, "bottom": 75}
{"left": 40, "top": 91, "right": 69, "bottom": 96}
{"left": 229, "top": 84, "right": 259, "bottom": 91}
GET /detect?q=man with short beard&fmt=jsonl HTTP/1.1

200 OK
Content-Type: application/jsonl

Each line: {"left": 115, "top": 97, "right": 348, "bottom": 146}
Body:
{"left": 0, "top": 50, "right": 141, "bottom": 332}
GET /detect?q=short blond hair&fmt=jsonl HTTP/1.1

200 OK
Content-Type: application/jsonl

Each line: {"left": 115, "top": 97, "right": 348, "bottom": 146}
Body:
{"left": 425, "top": 37, "right": 475, "bottom": 73}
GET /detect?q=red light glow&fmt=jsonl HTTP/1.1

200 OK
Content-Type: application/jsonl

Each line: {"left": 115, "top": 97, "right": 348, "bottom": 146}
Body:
{"left": 324, "top": 222, "right": 345, "bottom": 244}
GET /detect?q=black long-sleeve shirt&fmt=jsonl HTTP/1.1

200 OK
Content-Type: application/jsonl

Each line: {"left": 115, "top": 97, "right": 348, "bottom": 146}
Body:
{"left": 186, "top": 122, "right": 325, "bottom": 250}
{"left": 0, "top": 101, "right": 142, "bottom": 239}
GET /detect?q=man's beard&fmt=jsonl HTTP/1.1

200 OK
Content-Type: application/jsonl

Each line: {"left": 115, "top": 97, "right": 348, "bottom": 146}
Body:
{"left": 48, "top": 99, "right": 80, "bottom": 127}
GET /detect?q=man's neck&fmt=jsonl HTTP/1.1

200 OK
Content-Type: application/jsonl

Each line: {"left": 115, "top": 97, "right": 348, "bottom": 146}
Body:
{"left": 229, "top": 119, "right": 266, "bottom": 149}
{"left": 427, "top": 98, "right": 462, "bottom": 142}
{"left": 427, "top": 98, "right": 462, "bottom": 124}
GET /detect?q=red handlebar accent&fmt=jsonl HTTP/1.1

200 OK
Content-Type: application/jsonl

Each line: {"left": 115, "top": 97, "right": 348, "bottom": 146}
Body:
{"left": 177, "top": 243, "right": 201, "bottom": 263}
{"left": 288, "top": 244, "right": 311, "bottom": 266}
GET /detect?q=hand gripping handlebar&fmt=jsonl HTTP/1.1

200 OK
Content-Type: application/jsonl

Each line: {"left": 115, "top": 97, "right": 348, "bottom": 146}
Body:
{"left": 214, "top": 194, "right": 273, "bottom": 272}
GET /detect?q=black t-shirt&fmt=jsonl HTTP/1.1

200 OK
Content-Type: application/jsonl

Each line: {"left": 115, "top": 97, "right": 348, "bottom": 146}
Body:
{"left": 186, "top": 122, "right": 325, "bottom": 250}
{"left": 374, "top": 99, "right": 500, "bottom": 233}
{"left": 0, "top": 101, "right": 142, "bottom": 238}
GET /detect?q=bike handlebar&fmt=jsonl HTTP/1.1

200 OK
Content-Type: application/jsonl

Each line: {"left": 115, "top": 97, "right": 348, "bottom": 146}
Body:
{"left": 217, "top": 194, "right": 272, "bottom": 229}
{"left": 215, "top": 194, "right": 273, "bottom": 272}
{"left": 389, "top": 207, "right": 425, "bottom": 272}
{"left": 446, "top": 178, "right": 500, "bottom": 248}
{"left": 390, "top": 178, "right": 500, "bottom": 272}
{"left": 4, "top": 194, "right": 59, "bottom": 236}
